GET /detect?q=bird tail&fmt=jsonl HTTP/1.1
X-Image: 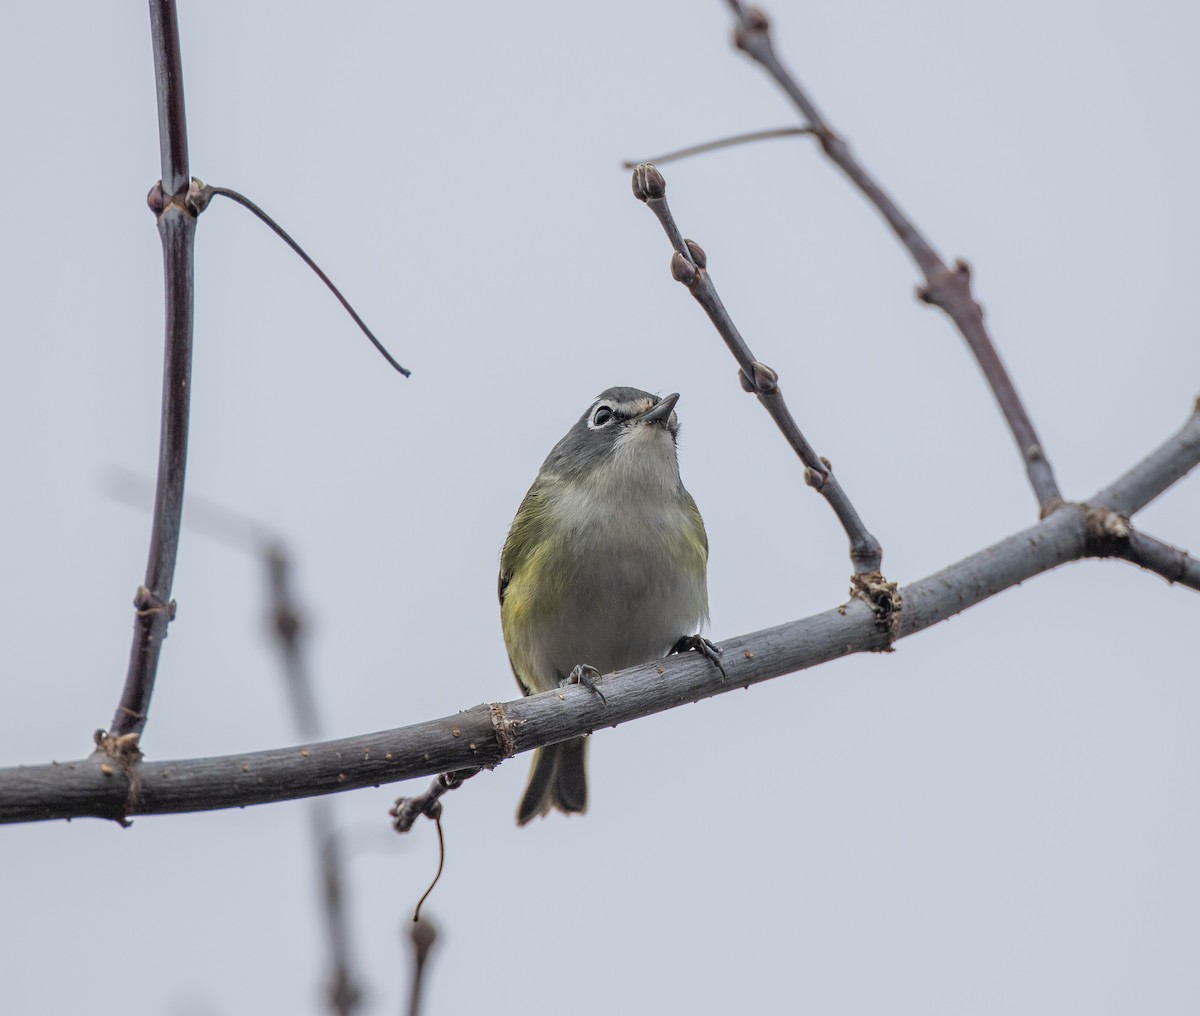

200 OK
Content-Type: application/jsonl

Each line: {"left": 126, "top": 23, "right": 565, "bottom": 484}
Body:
{"left": 516, "top": 737, "right": 588, "bottom": 825}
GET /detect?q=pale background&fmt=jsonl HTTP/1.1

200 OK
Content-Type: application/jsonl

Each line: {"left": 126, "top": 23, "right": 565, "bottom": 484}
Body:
{"left": 2, "top": 2, "right": 1198, "bottom": 1013}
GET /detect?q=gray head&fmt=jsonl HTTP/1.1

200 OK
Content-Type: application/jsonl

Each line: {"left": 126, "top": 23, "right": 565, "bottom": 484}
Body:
{"left": 540, "top": 387, "right": 682, "bottom": 483}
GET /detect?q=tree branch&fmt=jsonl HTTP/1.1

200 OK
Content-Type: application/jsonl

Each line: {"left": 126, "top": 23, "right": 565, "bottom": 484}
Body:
{"left": 5, "top": 401, "right": 1196, "bottom": 825}
{"left": 723, "top": 1, "right": 1062, "bottom": 514}
{"left": 1115, "top": 531, "right": 1200, "bottom": 590}
{"left": 109, "top": 0, "right": 197, "bottom": 739}
{"left": 1090, "top": 399, "right": 1200, "bottom": 515}
{"left": 631, "top": 163, "right": 885, "bottom": 578}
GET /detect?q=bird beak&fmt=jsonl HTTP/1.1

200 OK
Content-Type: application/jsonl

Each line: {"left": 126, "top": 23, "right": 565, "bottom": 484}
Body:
{"left": 638, "top": 392, "right": 680, "bottom": 424}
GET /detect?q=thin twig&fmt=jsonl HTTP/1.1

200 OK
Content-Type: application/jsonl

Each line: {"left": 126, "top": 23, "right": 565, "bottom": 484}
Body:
{"left": 724, "top": 1, "right": 1061, "bottom": 514}
{"left": 621, "top": 126, "right": 814, "bottom": 168}
{"left": 632, "top": 163, "right": 885, "bottom": 578}
{"left": 194, "top": 183, "right": 410, "bottom": 377}
{"left": 107, "top": 0, "right": 197, "bottom": 741}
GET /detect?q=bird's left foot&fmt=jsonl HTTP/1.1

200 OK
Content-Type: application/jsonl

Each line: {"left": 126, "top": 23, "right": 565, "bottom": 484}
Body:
{"left": 561, "top": 664, "right": 607, "bottom": 705}
{"left": 669, "top": 635, "right": 726, "bottom": 679}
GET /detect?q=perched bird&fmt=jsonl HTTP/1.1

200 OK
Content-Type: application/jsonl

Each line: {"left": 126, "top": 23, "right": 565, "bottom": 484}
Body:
{"left": 499, "top": 387, "right": 718, "bottom": 825}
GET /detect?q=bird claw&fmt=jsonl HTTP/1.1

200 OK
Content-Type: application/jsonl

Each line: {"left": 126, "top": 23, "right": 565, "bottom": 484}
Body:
{"left": 669, "top": 634, "right": 726, "bottom": 679}
{"left": 561, "top": 664, "right": 607, "bottom": 705}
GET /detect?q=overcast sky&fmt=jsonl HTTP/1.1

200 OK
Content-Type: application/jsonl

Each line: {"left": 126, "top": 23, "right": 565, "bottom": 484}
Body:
{"left": 2, "top": 2, "right": 1199, "bottom": 1013}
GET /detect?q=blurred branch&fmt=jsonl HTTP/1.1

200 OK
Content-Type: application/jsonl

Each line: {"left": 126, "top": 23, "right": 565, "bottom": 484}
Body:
{"left": 262, "top": 542, "right": 363, "bottom": 1016}
{"left": 723, "top": 1, "right": 1062, "bottom": 514}
{"left": 407, "top": 919, "right": 438, "bottom": 1016}
{"left": 107, "top": 0, "right": 198, "bottom": 741}
{"left": 632, "top": 163, "right": 886, "bottom": 580}
{"left": 192, "top": 183, "right": 410, "bottom": 378}
{"left": 5, "top": 397, "right": 1197, "bottom": 824}
{"left": 106, "top": 466, "right": 367, "bottom": 1012}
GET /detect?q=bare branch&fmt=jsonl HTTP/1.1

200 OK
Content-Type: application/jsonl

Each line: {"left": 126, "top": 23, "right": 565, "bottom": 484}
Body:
{"left": 108, "top": 0, "right": 197, "bottom": 739}
{"left": 621, "top": 126, "right": 815, "bottom": 168}
{"left": 390, "top": 769, "right": 481, "bottom": 834}
{"left": 632, "top": 163, "right": 885, "bottom": 577}
{"left": 1083, "top": 514, "right": 1200, "bottom": 592}
{"left": 1091, "top": 400, "right": 1200, "bottom": 515}
{"left": 0, "top": 514, "right": 1186, "bottom": 822}
{"left": 194, "top": 183, "right": 410, "bottom": 378}
{"left": 724, "top": 2, "right": 1062, "bottom": 513}
{"left": 1115, "top": 532, "right": 1200, "bottom": 591}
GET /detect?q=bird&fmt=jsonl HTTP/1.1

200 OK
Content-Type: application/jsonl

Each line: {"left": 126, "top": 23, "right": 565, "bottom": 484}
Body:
{"left": 499, "top": 386, "right": 718, "bottom": 825}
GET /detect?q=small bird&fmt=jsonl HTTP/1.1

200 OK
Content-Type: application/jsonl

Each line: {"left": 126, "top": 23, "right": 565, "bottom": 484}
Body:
{"left": 499, "top": 387, "right": 718, "bottom": 825}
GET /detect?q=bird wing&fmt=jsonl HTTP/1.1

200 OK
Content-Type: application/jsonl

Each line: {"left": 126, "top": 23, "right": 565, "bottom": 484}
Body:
{"left": 498, "top": 485, "right": 552, "bottom": 697}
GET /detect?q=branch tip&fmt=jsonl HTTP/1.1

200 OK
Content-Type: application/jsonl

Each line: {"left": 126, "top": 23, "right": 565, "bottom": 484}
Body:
{"left": 631, "top": 163, "right": 667, "bottom": 202}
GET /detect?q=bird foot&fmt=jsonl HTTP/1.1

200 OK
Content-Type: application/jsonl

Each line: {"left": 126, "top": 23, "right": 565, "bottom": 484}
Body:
{"left": 561, "top": 664, "right": 607, "bottom": 705}
{"left": 669, "top": 634, "right": 726, "bottom": 679}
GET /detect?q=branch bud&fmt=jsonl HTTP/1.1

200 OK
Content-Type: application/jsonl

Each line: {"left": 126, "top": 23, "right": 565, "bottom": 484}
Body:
{"left": 146, "top": 182, "right": 165, "bottom": 216}
{"left": 631, "top": 163, "right": 666, "bottom": 202}
{"left": 684, "top": 239, "right": 707, "bottom": 269}
{"left": 670, "top": 251, "right": 697, "bottom": 286}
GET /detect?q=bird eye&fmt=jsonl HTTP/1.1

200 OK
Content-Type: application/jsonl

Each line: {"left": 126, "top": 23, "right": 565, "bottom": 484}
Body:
{"left": 591, "top": 406, "right": 614, "bottom": 427}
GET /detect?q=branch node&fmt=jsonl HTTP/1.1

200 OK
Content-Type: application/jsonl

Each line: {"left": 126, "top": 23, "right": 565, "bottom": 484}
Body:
{"left": 738, "top": 360, "right": 780, "bottom": 395}
{"left": 91, "top": 730, "right": 144, "bottom": 827}
{"left": 1085, "top": 506, "right": 1132, "bottom": 554}
{"left": 849, "top": 571, "right": 903, "bottom": 646}
{"left": 803, "top": 465, "right": 829, "bottom": 490}
{"left": 390, "top": 768, "right": 481, "bottom": 835}
{"left": 733, "top": 5, "right": 771, "bottom": 50}
{"left": 671, "top": 251, "right": 698, "bottom": 286}
{"left": 187, "top": 176, "right": 212, "bottom": 215}
{"left": 489, "top": 702, "right": 517, "bottom": 758}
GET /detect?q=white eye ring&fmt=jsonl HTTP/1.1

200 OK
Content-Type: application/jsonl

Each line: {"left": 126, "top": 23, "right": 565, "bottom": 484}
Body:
{"left": 589, "top": 404, "right": 615, "bottom": 429}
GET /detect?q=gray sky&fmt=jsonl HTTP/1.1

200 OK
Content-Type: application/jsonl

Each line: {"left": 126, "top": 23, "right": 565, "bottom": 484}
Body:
{"left": 2, "top": 2, "right": 1198, "bottom": 1013}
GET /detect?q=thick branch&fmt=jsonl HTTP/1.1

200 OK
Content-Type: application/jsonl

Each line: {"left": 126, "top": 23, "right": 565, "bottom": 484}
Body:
{"left": 1, "top": 514, "right": 1186, "bottom": 824}
{"left": 724, "top": 1, "right": 1061, "bottom": 513}
{"left": 632, "top": 164, "right": 884, "bottom": 576}
{"left": 7, "top": 399, "right": 1195, "bottom": 824}
{"left": 110, "top": 0, "right": 197, "bottom": 738}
